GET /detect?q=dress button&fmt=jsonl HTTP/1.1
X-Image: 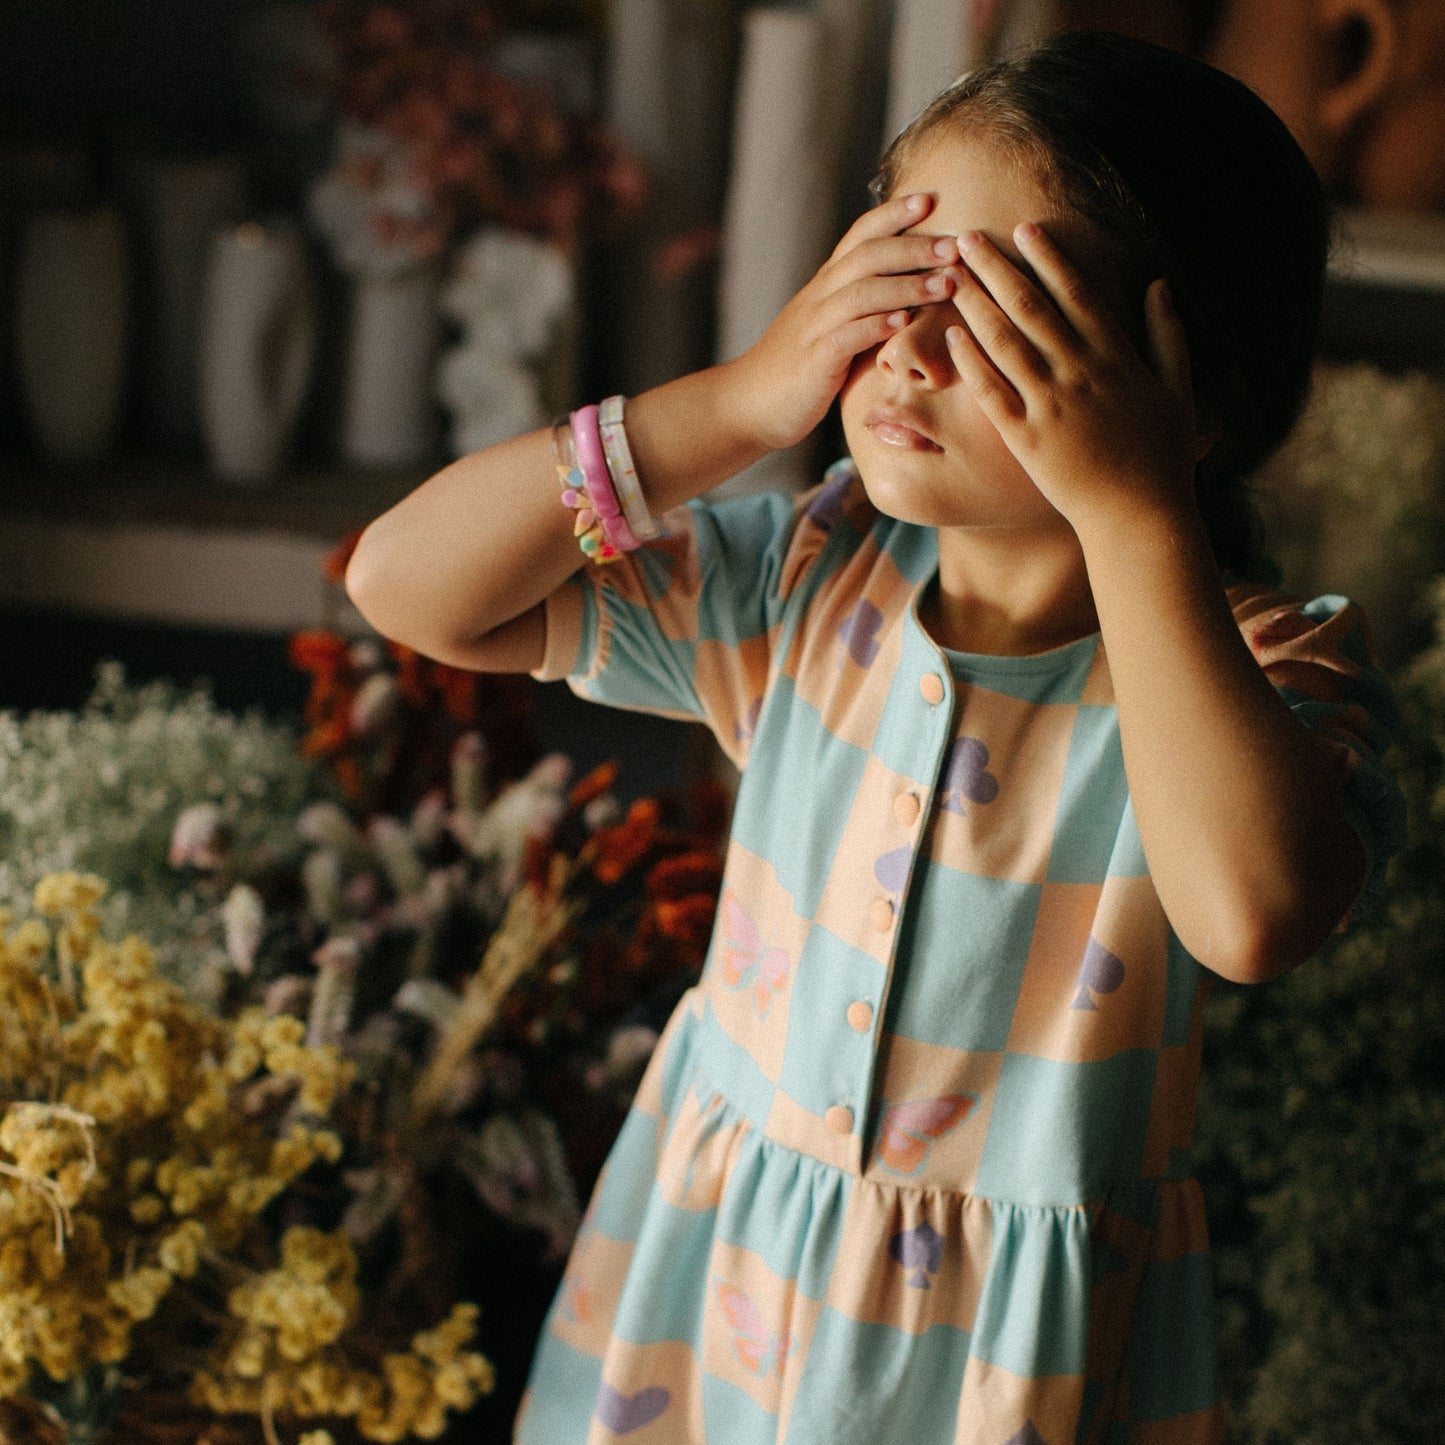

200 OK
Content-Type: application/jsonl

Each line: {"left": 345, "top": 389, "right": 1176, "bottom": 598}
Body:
{"left": 846, "top": 1000, "right": 874, "bottom": 1032}
{"left": 919, "top": 672, "right": 946, "bottom": 705}
{"left": 893, "top": 791, "right": 921, "bottom": 826}
{"left": 824, "top": 1104, "right": 854, "bottom": 1135}
{"left": 869, "top": 897, "right": 895, "bottom": 932}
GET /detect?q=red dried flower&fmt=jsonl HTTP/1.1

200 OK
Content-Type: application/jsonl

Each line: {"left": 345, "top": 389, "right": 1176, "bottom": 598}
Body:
{"left": 589, "top": 800, "right": 660, "bottom": 885}
{"left": 568, "top": 761, "right": 618, "bottom": 809}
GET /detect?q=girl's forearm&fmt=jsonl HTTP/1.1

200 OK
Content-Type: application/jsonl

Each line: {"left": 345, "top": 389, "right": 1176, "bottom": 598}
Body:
{"left": 344, "top": 362, "right": 771, "bottom": 664}
{"left": 1076, "top": 500, "right": 1366, "bottom": 984}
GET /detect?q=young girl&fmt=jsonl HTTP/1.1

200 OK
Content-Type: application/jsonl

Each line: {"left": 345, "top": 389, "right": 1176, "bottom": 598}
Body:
{"left": 346, "top": 31, "right": 1405, "bottom": 1445}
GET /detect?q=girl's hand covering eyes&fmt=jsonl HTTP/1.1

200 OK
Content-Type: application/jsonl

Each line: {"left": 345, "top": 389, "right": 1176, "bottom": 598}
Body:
{"left": 726, "top": 193, "right": 961, "bottom": 453}
{"left": 943, "top": 224, "right": 1201, "bottom": 530}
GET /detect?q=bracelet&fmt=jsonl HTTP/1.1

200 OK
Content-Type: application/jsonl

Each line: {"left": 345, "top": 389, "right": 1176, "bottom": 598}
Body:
{"left": 598, "top": 395, "right": 660, "bottom": 541}
{"left": 553, "top": 419, "right": 616, "bottom": 562}
{"left": 571, "top": 404, "right": 641, "bottom": 555}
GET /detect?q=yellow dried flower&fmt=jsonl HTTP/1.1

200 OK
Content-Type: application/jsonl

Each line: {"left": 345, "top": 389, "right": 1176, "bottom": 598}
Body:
{"left": 107, "top": 1265, "right": 172, "bottom": 1321}
{"left": 158, "top": 1220, "right": 207, "bottom": 1279}
{"left": 32, "top": 872, "right": 107, "bottom": 917}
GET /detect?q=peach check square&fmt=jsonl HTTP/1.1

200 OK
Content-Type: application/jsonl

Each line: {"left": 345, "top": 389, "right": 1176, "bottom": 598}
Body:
{"left": 822, "top": 1181, "right": 992, "bottom": 1336}
{"left": 1007, "top": 878, "right": 1170, "bottom": 1063}
{"left": 784, "top": 538, "right": 915, "bottom": 753}
{"left": 863, "top": 1034, "right": 1003, "bottom": 1194}
{"left": 551, "top": 1229, "right": 635, "bottom": 1361}
{"left": 814, "top": 755, "right": 933, "bottom": 965}
{"left": 927, "top": 690, "right": 1077, "bottom": 885}
{"left": 952, "top": 1356, "right": 1085, "bottom": 1445}
{"left": 703, "top": 842, "right": 808, "bottom": 1083}
{"left": 703, "top": 1240, "right": 818, "bottom": 1419}
{"left": 694, "top": 631, "right": 780, "bottom": 768}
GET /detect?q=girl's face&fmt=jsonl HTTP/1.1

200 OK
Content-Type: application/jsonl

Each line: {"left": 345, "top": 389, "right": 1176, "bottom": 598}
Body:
{"left": 840, "top": 127, "right": 1129, "bottom": 534}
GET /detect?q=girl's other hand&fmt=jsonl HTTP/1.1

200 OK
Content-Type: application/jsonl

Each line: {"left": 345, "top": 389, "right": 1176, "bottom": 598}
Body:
{"left": 726, "top": 193, "right": 963, "bottom": 453}
{"left": 942, "top": 222, "right": 1203, "bottom": 532}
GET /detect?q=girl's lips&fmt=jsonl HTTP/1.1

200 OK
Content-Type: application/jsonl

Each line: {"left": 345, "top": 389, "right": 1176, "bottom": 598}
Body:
{"left": 864, "top": 408, "right": 943, "bottom": 452}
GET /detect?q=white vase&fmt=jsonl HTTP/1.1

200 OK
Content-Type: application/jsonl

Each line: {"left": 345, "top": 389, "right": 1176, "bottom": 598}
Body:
{"left": 341, "top": 265, "right": 441, "bottom": 468}
{"left": 199, "top": 221, "right": 316, "bottom": 485}
{"left": 14, "top": 207, "right": 129, "bottom": 465}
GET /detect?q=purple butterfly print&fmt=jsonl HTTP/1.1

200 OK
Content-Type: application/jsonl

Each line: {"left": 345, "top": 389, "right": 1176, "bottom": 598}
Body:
{"left": 733, "top": 696, "right": 763, "bottom": 746}
{"left": 889, "top": 1220, "right": 945, "bottom": 1288}
{"left": 1071, "top": 938, "right": 1126, "bottom": 1011}
{"left": 873, "top": 845, "right": 912, "bottom": 896}
{"left": 594, "top": 1381, "right": 671, "bottom": 1433}
{"left": 1001, "top": 1424, "right": 1049, "bottom": 1445}
{"left": 838, "top": 599, "right": 884, "bottom": 668}
{"left": 940, "top": 737, "right": 999, "bottom": 814}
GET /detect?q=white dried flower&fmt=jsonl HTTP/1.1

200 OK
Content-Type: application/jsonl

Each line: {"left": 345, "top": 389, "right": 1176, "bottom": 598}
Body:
{"left": 168, "top": 802, "right": 229, "bottom": 870}
{"left": 221, "top": 882, "right": 266, "bottom": 974}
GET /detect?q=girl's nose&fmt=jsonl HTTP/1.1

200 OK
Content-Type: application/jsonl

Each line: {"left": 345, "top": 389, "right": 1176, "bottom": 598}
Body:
{"left": 876, "top": 300, "right": 955, "bottom": 389}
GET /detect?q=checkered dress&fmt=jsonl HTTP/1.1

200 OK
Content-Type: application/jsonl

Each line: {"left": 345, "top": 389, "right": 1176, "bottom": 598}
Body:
{"left": 513, "top": 460, "right": 1405, "bottom": 1445}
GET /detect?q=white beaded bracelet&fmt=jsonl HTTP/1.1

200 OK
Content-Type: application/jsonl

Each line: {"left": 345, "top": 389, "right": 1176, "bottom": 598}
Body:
{"left": 598, "top": 394, "right": 661, "bottom": 541}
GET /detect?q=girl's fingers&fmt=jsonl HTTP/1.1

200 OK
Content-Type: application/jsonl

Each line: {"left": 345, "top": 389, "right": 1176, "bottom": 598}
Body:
{"left": 1011, "top": 222, "right": 1128, "bottom": 354}
{"left": 954, "top": 230, "right": 1079, "bottom": 362}
{"left": 946, "top": 258, "right": 1049, "bottom": 394}
{"left": 944, "top": 322, "right": 1026, "bottom": 423}
{"left": 829, "top": 191, "right": 933, "bottom": 261}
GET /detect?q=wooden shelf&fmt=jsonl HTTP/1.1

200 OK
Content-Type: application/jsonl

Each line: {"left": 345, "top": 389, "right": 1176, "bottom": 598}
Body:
{"left": 1329, "top": 208, "right": 1445, "bottom": 293}
{"left": 0, "top": 453, "right": 428, "bottom": 636}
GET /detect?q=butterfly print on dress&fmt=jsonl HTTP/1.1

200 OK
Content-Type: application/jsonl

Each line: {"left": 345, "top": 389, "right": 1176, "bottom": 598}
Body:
{"left": 875, "top": 1094, "right": 976, "bottom": 1176}
{"left": 718, "top": 891, "right": 791, "bottom": 1017}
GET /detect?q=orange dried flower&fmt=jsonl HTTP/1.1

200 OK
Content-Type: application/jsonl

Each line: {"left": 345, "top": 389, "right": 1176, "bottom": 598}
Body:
{"left": 568, "top": 762, "right": 618, "bottom": 809}
{"left": 589, "top": 800, "right": 659, "bottom": 885}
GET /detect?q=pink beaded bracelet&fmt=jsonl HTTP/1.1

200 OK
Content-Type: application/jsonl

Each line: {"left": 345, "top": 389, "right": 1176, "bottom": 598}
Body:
{"left": 570, "top": 404, "right": 641, "bottom": 556}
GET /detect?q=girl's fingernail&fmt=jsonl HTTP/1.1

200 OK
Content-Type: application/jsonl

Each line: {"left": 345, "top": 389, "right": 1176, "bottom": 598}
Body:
{"left": 925, "top": 272, "right": 950, "bottom": 296}
{"left": 1017, "top": 221, "right": 1041, "bottom": 242}
{"left": 1158, "top": 278, "right": 1174, "bottom": 307}
{"left": 946, "top": 325, "right": 965, "bottom": 348}
{"left": 887, "top": 310, "right": 909, "bottom": 328}
{"left": 932, "top": 237, "right": 956, "bottom": 259}
{"left": 905, "top": 194, "right": 926, "bottom": 212}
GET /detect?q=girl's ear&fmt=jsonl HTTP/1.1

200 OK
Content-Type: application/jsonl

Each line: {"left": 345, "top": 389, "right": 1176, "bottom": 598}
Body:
{"left": 1315, "top": 0, "right": 1400, "bottom": 140}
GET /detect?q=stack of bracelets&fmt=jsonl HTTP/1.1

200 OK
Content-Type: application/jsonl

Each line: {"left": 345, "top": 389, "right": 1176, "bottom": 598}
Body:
{"left": 554, "top": 396, "right": 661, "bottom": 563}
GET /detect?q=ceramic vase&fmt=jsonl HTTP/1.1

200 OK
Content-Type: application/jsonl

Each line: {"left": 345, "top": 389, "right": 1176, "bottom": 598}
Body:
{"left": 199, "top": 221, "right": 316, "bottom": 485}
{"left": 341, "top": 264, "right": 441, "bottom": 468}
{"left": 14, "top": 207, "right": 129, "bottom": 465}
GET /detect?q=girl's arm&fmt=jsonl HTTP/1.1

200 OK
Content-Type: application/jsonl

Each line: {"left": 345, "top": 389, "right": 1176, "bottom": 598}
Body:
{"left": 344, "top": 194, "right": 962, "bottom": 673}
{"left": 943, "top": 224, "right": 1371, "bottom": 984}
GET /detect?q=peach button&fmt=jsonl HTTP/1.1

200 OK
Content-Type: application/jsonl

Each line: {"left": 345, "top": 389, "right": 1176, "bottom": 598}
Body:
{"left": 919, "top": 672, "right": 946, "bottom": 705}
{"left": 824, "top": 1104, "right": 854, "bottom": 1135}
{"left": 893, "top": 791, "right": 921, "bottom": 826}
{"left": 870, "top": 897, "right": 895, "bottom": 932}
{"left": 846, "top": 1000, "right": 874, "bottom": 1032}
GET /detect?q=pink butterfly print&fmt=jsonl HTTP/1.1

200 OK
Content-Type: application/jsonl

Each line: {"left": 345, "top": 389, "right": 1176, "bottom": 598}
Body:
{"left": 715, "top": 1280, "right": 792, "bottom": 1377}
{"left": 875, "top": 1094, "right": 976, "bottom": 1176}
{"left": 719, "top": 891, "right": 791, "bottom": 1017}
{"left": 560, "top": 1267, "right": 594, "bottom": 1325}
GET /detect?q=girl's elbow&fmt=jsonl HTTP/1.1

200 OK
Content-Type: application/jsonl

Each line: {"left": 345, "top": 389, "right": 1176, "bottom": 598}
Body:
{"left": 1188, "top": 901, "right": 1340, "bottom": 985}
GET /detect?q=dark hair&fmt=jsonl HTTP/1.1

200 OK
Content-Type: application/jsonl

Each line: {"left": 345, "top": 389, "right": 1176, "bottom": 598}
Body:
{"left": 872, "top": 30, "right": 1330, "bottom": 578}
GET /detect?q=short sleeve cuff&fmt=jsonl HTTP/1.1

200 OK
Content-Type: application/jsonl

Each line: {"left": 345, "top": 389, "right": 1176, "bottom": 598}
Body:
{"left": 529, "top": 579, "right": 588, "bottom": 683}
{"left": 1339, "top": 749, "right": 1409, "bottom": 922}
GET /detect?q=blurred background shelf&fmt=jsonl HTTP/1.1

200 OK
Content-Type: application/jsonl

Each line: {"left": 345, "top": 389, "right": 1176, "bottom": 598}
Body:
{"left": 0, "top": 453, "right": 419, "bottom": 635}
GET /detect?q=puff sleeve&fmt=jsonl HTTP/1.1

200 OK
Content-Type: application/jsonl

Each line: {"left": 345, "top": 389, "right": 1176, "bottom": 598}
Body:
{"left": 1229, "top": 584, "right": 1408, "bottom": 920}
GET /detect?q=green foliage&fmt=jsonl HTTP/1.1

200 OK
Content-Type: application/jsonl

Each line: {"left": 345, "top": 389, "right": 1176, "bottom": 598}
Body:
{"left": 1198, "top": 580, "right": 1445, "bottom": 1444}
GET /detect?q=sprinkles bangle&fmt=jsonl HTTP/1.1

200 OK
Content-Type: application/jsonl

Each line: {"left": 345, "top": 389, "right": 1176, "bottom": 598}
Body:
{"left": 598, "top": 394, "right": 660, "bottom": 541}
{"left": 553, "top": 418, "right": 618, "bottom": 563}
{"left": 571, "top": 404, "right": 640, "bottom": 554}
